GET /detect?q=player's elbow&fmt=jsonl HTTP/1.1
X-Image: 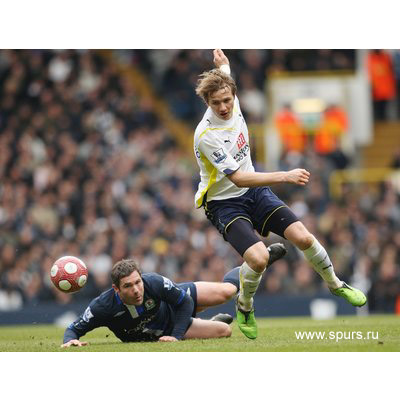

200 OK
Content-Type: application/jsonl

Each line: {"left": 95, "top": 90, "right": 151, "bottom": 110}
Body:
{"left": 228, "top": 170, "right": 244, "bottom": 187}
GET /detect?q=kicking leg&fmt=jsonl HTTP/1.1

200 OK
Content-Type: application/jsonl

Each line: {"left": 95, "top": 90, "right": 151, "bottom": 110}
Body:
{"left": 184, "top": 318, "right": 231, "bottom": 340}
{"left": 284, "top": 221, "right": 366, "bottom": 307}
{"left": 284, "top": 221, "right": 341, "bottom": 287}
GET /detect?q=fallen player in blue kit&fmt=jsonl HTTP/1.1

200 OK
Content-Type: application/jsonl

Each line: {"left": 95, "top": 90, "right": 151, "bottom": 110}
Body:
{"left": 61, "top": 257, "right": 246, "bottom": 346}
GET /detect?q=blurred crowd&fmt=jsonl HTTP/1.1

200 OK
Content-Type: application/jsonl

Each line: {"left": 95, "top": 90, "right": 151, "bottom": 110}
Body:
{"left": 130, "top": 49, "right": 356, "bottom": 125}
{"left": 0, "top": 49, "right": 242, "bottom": 310}
{"left": 132, "top": 49, "right": 400, "bottom": 123}
{"left": 0, "top": 50, "right": 398, "bottom": 314}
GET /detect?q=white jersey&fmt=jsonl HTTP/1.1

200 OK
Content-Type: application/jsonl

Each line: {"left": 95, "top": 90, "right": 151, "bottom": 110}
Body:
{"left": 194, "top": 95, "right": 254, "bottom": 208}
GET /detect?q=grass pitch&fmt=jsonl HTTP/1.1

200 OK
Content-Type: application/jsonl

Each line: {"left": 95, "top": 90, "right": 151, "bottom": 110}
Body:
{"left": 0, "top": 314, "right": 398, "bottom": 352}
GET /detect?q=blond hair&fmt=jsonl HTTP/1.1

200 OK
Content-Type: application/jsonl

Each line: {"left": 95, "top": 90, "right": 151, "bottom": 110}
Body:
{"left": 195, "top": 68, "right": 237, "bottom": 104}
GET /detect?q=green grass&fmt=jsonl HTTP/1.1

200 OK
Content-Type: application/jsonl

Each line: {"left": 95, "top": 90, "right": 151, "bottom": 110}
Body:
{"left": 0, "top": 314, "right": 399, "bottom": 352}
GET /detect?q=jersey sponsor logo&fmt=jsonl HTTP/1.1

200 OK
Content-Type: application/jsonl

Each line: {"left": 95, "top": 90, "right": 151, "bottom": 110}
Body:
{"left": 142, "top": 328, "right": 163, "bottom": 337}
{"left": 114, "top": 311, "right": 126, "bottom": 317}
{"left": 211, "top": 148, "right": 227, "bottom": 164}
{"left": 145, "top": 298, "right": 156, "bottom": 310}
{"left": 234, "top": 144, "right": 250, "bottom": 162}
{"left": 162, "top": 277, "right": 174, "bottom": 290}
{"left": 195, "top": 148, "right": 201, "bottom": 159}
{"left": 125, "top": 315, "right": 155, "bottom": 335}
{"left": 82, "top": 307, "right": 94, "bottom": 322}
{"left": 237, "top": 132, "right": 246, "bottom": 149}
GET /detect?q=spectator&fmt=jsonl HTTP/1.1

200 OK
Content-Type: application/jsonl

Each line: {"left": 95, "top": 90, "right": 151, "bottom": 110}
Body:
{"left": 392, "top": 50, "right": 400, "bottom": 119}
{"left": 367, "top": 50, "right": 396, "bottom": 121}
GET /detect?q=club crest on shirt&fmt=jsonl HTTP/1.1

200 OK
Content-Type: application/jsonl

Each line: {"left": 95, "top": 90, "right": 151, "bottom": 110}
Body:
{"left": 211, "top": 148, "right": 227, "bottom": 164}
{"left": 145, "top": 298, "right": 156, "bottom": 310}
{"left": 237, "top": 132, "right": 246, "bottom": 149}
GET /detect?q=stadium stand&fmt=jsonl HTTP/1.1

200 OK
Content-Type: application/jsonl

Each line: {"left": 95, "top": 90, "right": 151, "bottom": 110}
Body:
{"left": 0, "top": 49, "right": 398, "bottom": 315}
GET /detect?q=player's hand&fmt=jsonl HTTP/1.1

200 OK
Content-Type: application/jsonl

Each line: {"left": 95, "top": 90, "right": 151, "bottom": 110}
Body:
{"left": 285, "top": 169, "right": 310, "bottom": 185}
{"left": 61, "top": 339, "right": 88, "bottom": 348}
{"left": 213, "top": 49, "right": 229, "bottom": 68}
{"left": 158, "top": 336, "right": 178, "bottom": 342}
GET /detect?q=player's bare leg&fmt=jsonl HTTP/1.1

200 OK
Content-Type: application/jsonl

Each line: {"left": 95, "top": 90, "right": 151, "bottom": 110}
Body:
{"left": 194, "top": 269, "right": 238, "bottom": 324}
{"left": 184, "top": 318, "right": 232, "bottom": 339}
{"left": 195, "top": 281, "right": 237, "bottom": 313}
{"left": 284, "top": 221, "right": 366, "bottom": 306}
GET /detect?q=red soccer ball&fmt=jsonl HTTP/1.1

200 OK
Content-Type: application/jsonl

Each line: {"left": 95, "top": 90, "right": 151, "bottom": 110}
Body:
{"left": 50, "top": 256, "right": 88, "bottom": 293}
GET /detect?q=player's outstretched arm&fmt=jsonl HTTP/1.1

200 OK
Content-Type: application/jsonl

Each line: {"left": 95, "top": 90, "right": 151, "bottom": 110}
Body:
{"left": 213, "top": 49, "right": 229, "bottom": 68}
{"left": 228, "top": 168, "right": 310, "bottom": 188}
{"left": 61, "top": 339, "right": 88, "bottom": 348}
{"left": 61, "top": 303, "right": 104, "bottom": 347}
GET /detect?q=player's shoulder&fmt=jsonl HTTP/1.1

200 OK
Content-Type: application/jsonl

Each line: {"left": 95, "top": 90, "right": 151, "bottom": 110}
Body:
{"left": 194, "top": 110, "right": 213, "bottom": 141}
{"left": 142, "top": 272, "right": 175, "bottom": 290}
{"left": 89, "top": 288, "right": 117, "bottom": 315}
{"left": 142, "top": 272, "right": 163, "bottom": 286}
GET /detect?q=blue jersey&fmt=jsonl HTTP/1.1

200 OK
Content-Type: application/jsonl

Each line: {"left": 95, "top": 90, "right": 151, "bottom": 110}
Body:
{"left": 63, "top": 273, "right": 194, "bottom": 343}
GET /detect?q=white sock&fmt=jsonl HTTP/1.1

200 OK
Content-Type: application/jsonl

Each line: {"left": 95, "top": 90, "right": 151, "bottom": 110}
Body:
{"left": 303, "top": 237, "right": 342, "bottom": 289}
{"left": 238, "top": 262, "right": 263, "bottom": 312}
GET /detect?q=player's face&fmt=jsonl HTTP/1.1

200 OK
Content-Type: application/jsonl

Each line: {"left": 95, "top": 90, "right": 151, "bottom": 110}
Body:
{"left": 208, "top": 86, "right": 234, "bottom": 120}
{"left": 113, "top": 271, "right": 144, "bottom": 305}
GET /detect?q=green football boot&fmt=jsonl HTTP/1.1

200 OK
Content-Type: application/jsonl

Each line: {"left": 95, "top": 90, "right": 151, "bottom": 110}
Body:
{"left": 330, "top": 282, "right": 367, "bottom": 307}
{"left": 235, "top": 296, "right": 258, "bottom": 339}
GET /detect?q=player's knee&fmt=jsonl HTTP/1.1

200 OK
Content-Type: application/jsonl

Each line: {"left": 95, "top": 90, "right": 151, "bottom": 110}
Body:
{"left": 225, "top": 324, "right": 232, "bottom": 337}
{"left": 250, "top": 255, "right": 269, "bottom": 272}
{"left": 245, "top": 251, "right": 269, "bottom": 272}
{"left": 221, "top": 283, "right": 237, "bottom": 302}
{"left": 218, "top": 323, "right": 232, "bottom": 338}
{"left": 296, "top": 233, "right": 314, "bottom": 250}
{"left": 285, "top": 222, "right": 314, "bottom": 250}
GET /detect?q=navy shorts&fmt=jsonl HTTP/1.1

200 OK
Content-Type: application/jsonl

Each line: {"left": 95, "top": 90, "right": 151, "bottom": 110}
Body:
{"left": 205, "top": 186, "right": 293, "bottom": 238}
{"left": 177, "top": 282, "right": 197, "bottom": 317}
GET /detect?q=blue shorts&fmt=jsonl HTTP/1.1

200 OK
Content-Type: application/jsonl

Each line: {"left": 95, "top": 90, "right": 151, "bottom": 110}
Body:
{"left": 177, "top": 282, "right": 197, "bottom": 317}
{"left": 205, "top": 186, "right": 288, "bottom": 238}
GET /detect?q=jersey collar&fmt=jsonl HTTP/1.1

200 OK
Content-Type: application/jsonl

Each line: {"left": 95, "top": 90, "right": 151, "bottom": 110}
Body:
{"left": 209, "top": 108, "right": 234, "bottom": 126}
{"left": 114, "top": 290, "right": 145, "bottom": 314}
{"left": 114, "top": 291, "right": 123, "bottom": 305}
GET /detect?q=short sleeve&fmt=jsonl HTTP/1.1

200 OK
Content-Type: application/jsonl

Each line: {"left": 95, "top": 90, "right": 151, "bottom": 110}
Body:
{"left": 145, "top": 274, "right": 187, "bottom": 306}
{"left": 198, "top": 134, "right": 239, "bottom": 175}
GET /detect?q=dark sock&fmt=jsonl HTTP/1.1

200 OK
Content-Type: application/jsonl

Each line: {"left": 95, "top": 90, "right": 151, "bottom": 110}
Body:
{"left": 223, "top": 266, "right": 240, "bottom": 292}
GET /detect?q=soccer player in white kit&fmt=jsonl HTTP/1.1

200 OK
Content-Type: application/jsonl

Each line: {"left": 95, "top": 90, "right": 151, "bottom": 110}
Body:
{"left": 193, "top": 49, "right": 367, "bottom": 339}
